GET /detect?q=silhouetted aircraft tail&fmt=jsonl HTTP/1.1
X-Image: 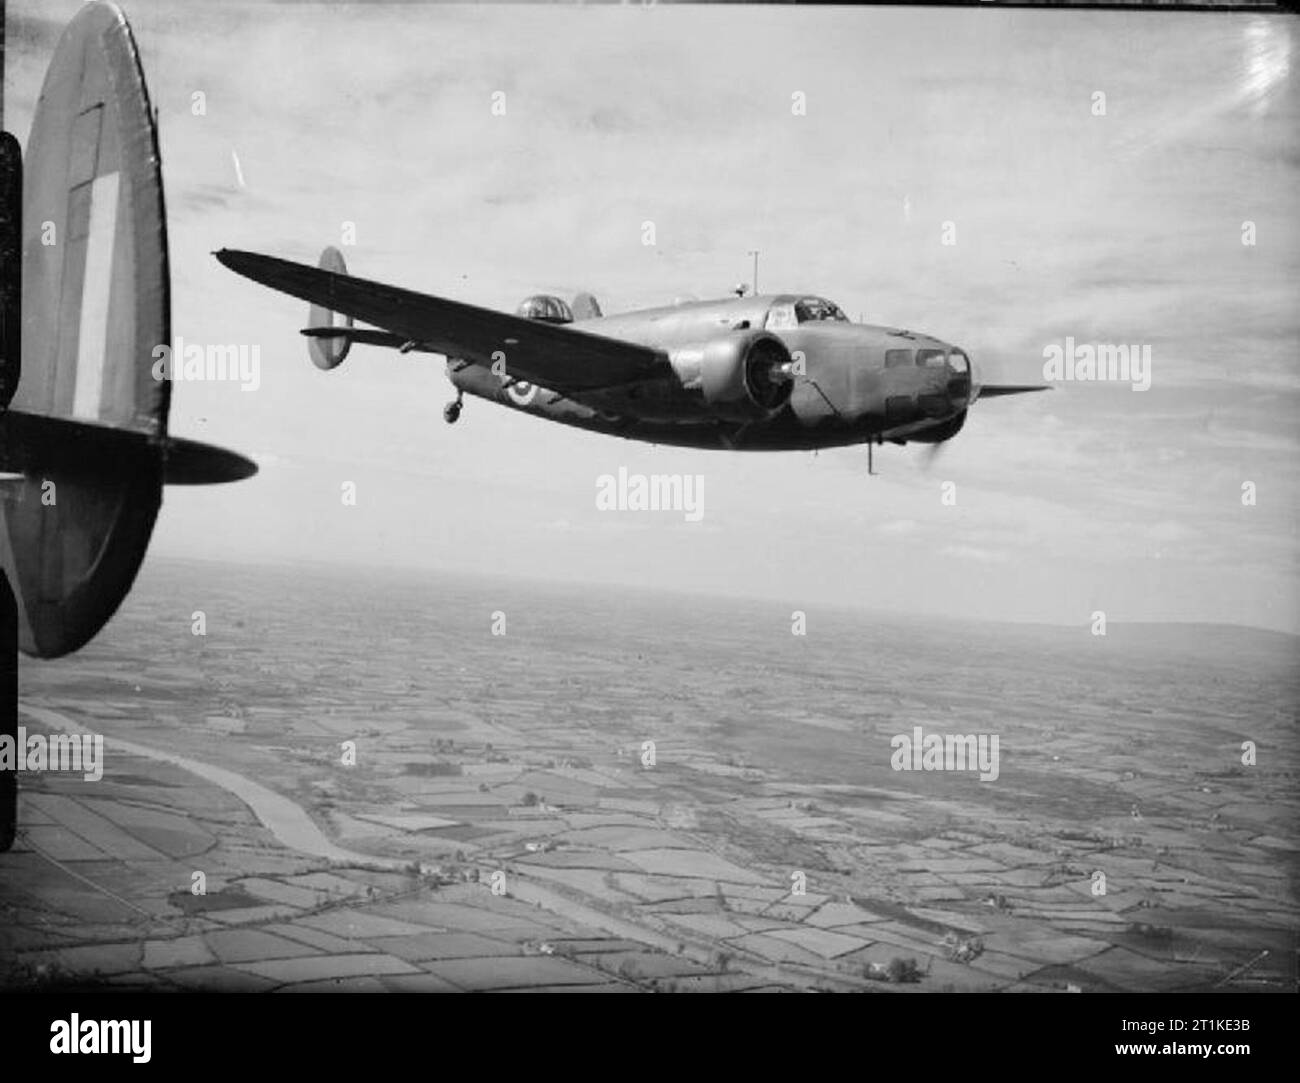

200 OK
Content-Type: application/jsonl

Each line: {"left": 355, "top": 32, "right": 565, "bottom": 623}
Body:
{"left": 0, "top": 1, "right": 255, "bottom": 659}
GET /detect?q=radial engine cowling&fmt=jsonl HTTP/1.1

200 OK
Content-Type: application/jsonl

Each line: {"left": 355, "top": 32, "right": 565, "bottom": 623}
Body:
{"left": 668, "top": 330, "right": 794, "bottom": 421}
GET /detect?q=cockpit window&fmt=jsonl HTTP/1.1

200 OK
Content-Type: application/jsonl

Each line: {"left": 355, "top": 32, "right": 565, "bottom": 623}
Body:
{"left": 916, "top": 348, "right": 947, "bottom": 368}
{"left": 793, "top": 296, "right": 849, "bottom": 324}
{"left": 885, "top": 348, "right": 913, "bottom": 368}
{"left": 515, "top": 295, "right": 574, "bottom": 324}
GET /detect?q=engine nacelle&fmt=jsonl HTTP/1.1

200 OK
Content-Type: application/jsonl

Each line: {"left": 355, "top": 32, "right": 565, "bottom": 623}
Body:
{"left": 668, "top": 330, "right": 794, "bottom": 421}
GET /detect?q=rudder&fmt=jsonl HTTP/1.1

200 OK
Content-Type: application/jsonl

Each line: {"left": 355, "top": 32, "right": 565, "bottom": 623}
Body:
{"left": 307, "top": 245, "right": 353, "bottom": 369}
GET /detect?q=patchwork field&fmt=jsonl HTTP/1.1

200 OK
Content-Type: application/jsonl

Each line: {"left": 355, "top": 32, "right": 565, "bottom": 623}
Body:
{"left": 1, "top": 558, "right": 1295, "bottom": 992}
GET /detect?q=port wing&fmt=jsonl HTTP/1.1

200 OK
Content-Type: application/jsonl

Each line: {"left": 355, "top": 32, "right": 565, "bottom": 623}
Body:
{"left": 216, "top": 248, "right": 671, "bottom": 394}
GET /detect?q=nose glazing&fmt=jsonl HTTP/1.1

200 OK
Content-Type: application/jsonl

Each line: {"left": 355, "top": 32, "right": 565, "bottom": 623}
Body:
{"left": 946, "top": 349, "right": 971, "bottom": 409}
{"left": 917, "top": 347, "right": 970, "bottom": 417}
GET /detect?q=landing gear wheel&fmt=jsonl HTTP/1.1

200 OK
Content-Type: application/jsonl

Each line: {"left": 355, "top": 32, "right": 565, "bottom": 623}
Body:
{"left": 443, "top": 401, "right": 462, "bottom": 424}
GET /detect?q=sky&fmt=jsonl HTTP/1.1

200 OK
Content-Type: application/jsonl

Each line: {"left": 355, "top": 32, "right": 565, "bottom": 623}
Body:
{"left": 6, "top": 1, "right": 1299, "bottom": 632}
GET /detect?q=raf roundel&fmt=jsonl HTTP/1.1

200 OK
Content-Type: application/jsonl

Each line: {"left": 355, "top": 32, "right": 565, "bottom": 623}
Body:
{"left": 506, "top": 381, "right": 539, "bottom": 406}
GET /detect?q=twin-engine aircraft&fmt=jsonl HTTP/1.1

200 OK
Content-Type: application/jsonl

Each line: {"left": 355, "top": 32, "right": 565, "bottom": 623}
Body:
{"left": 217, "top": 247, "right": 1046, "bottom": 464}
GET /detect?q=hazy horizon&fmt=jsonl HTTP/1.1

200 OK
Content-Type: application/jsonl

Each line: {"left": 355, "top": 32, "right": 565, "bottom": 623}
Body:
{"left": 136, "top": 551, "right": 1300, "bottom": 641}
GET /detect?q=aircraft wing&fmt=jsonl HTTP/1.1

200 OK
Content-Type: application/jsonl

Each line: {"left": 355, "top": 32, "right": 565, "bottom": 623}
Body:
{"left": 215, "top": 249, "right": 671, "bottom": 393}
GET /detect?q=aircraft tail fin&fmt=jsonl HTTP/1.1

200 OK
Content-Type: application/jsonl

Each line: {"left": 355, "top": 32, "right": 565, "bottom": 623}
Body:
{"left": 571, "top": 291, "right": 602, "bottom": 320}
{"left": 4, "top": 0, "right": 256, "bottom": 660}
{"left": 306, "top": 246, "right": 354, "bottom": 369}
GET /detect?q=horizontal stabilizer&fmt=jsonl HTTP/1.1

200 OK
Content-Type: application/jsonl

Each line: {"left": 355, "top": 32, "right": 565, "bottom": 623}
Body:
{"left": 164, "top": 435, "right": 259, "bottom": 484}
{"left": 301, "top": 326, "right": 410, "bottom": 350}
{"left": 0, "top": 409, "right": 256, "bottom": 484}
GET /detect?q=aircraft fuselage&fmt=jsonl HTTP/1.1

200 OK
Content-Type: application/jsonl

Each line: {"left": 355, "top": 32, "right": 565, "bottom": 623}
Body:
{"left": 447, "top": 293, "right": 979, "bottom": 451}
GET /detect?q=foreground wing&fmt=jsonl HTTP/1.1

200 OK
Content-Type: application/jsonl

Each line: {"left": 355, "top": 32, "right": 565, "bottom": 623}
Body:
{"left": 216, "top": 249, "right": 669, "bottom": 393}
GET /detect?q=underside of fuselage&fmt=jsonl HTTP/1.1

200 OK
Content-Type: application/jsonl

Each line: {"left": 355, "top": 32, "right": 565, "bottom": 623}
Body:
{"left": 449, "top": 359, "right": 960, "bottom": 452}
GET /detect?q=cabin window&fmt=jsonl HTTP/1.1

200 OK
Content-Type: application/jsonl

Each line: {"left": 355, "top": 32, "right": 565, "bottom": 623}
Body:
{"left": 794, "top": 297, "right": 849, "bottom": 324}
{"left": 515, "top": 295, "right": 574, "bottom": 324}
